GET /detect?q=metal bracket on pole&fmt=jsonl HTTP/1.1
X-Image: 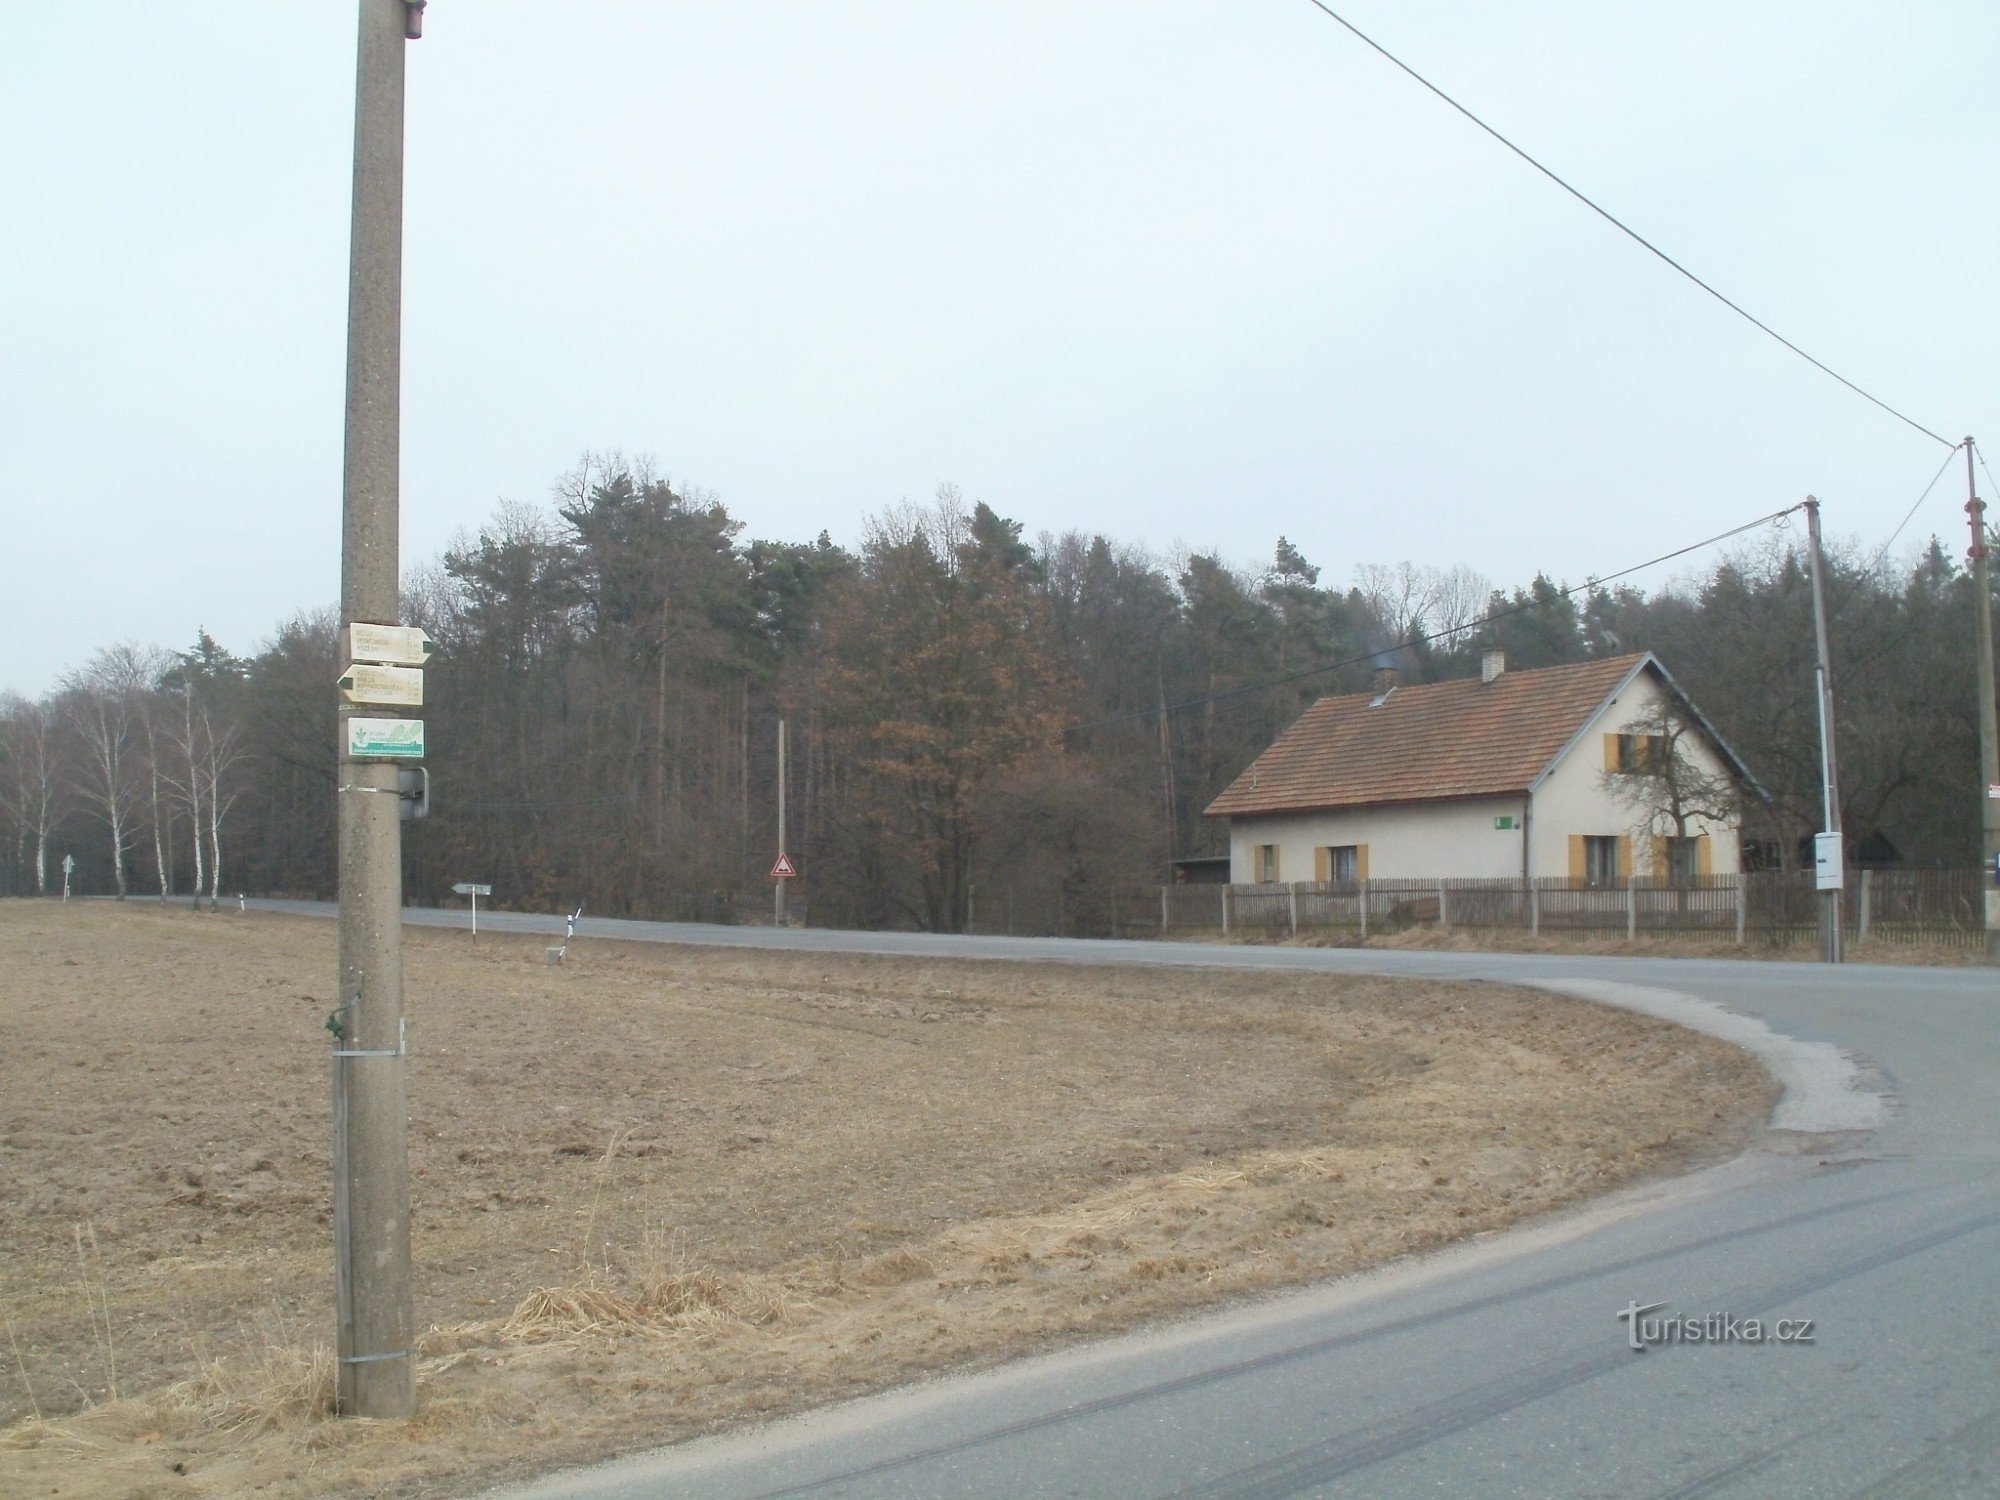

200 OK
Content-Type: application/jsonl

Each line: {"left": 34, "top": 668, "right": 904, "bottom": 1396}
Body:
{"left": 333, "top": 1020, "right": 409, "bottom": 1059}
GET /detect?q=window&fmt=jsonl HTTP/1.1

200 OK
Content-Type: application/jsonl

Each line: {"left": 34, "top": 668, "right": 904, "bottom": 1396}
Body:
{"left": 1610, "top": 733, "right": 1669, "bottom": 774}
{"left": 1584, "top": 835, "right": 1622, "bottom": 887}
{"left": 1313, "top": 845, "right": 1368, "bottom": 884}
{"left": 1664, "top": 836, "right": 1701, "bottom": 885}
{"left": 1255, "top": 844, "right": 1280, "bottom": 883}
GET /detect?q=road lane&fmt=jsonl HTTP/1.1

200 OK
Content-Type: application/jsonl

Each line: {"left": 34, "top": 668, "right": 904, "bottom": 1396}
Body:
{"left": 248, "top": 902, "right": 1997, "bottom": 1497}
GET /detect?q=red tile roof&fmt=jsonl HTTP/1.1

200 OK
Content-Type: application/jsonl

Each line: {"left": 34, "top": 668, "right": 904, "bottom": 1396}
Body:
{"left": 1204, "top": 654, "right": 1651, "bottom": 818}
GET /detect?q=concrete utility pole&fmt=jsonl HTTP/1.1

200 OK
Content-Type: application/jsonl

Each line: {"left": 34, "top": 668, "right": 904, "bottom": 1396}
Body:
{"left": 1965, "top": 439, "right": 2000, "bottom": 964}
{"left": 775, "top": 717, "right": 788, "bottom": 926}
{"left": 333, "top": 0, "right": 423, "bottom": 1420}
{"left": 1803, "top": 497, "right": 1844, "bottom": 964}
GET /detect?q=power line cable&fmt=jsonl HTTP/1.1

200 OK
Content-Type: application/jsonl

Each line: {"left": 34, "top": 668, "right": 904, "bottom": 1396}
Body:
{"left": 1294, "top": 0, "right": 1956, "bottom": 450}
{"left": 1825, "top": 444, "right": 1966, "bottom": 623}
{"left": 1060, "top": 503, "right": 1802, "bottom": 737}
{"left": 1870, "top": 442, "right": 1966, "bottom": 570}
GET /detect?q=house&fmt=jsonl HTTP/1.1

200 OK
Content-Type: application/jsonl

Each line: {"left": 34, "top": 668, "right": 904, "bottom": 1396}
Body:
{"left": 1204, "top": 651, "right": 1757, "bottom": 887}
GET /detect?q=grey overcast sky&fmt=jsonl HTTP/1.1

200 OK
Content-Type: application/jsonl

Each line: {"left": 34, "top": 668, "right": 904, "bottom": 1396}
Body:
{"left": 3, "top": 2, "right": 1995, "bottom": 695}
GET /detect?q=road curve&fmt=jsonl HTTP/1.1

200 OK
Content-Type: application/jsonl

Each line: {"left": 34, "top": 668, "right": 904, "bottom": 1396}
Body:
{"left": 255, "top": 902, "right": 2000, "bottom": 1498}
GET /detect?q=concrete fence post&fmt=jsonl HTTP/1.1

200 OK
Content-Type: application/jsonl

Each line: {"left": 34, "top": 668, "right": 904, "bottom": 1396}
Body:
{"left": 1437, "top": 879, "right": 1450, "bottom": 933}
{"left": 1627, "top": 876, "right": 1639, "bottom": 941}
{"left": 1221, "top": 884, "right": 1231, "bottom": 935}
{"left": 1528, "top": 879, "right": 1540, "bottom": 936}
{"left": 1859, "top": 868, "right": 1872, "bottom": 945}
{"left": 1735, "top": 874, "right": 1747, "bottom": 945}
{"left": 1160, "top": 884, "right": 1169, "bottom": 932}
{"left": 1358, "top": 880, "right": 1369, "bottom": 941}
{"left": 1288, "top": 881, "right": 1299, "bottom": 936}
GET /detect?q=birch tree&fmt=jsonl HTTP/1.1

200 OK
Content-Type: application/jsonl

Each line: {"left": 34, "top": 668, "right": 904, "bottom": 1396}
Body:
{"left": 63, "top": 646, "right": 160, "bottom": 898}
{"left": 0, "top": 694, "right": 64, "bottom": 894}
{"left": 161, "top": 632, "right": 248, "bottom": 908}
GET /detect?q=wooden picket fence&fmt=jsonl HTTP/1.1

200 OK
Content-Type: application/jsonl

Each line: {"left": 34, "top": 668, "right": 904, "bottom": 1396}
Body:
{"left": 1134, "top": 869, "right": 1989, "bottom": 951}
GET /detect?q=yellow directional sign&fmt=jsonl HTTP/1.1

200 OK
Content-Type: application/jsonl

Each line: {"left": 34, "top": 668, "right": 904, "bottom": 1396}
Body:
{"left": 338, "top": 662, "right": 424, "bottom": 707}
{"left": 344, "top": 622, "right": 436, "bottom": 666}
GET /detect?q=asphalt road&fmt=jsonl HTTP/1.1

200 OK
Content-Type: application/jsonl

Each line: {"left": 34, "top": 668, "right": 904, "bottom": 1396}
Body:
{"left": 256, "top": 902, "right": 1999, "bottom": 1498}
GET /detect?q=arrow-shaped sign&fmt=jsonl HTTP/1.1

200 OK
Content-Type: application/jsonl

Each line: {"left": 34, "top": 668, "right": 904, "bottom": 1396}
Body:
{"left": 338, "top": 663, "right": 424, "bottom": 706}
{"left": 344, "top": 623, "right": 436, "bottom": 666}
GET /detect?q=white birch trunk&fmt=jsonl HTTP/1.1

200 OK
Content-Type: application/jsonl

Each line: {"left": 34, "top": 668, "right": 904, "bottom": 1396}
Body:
{"left": 148, "top": 758, "right": 169, "bottom": 900}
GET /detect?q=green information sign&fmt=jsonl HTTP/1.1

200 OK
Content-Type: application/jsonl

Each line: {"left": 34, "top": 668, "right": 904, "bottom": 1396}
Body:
{"left": 346, "top": 717, "right": 426, "bottom": 759}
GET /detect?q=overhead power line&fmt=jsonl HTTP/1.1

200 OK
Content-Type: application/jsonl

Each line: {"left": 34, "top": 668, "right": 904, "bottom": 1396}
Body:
{"left": 1060, "top": 503, "right": 1803, "bottom": 738}
{"left": 1295, "top": 0, "right": 1955, "bottom": 450}
{"left": 1871, "top": 441, "right": 1965, "bottom": 566}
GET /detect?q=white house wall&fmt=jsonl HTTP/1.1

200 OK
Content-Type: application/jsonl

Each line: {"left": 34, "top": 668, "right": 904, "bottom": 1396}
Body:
{"left": 1228, "top": 797, "right": 1526, "bottom": 884}
{"left": 1530, "top": 669, "right": 1741, "bottom": 878}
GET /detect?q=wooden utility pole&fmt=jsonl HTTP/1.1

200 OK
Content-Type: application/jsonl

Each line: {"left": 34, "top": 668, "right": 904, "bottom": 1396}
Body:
{"left": 333, "top": 0, "right": 422, "bottom": 1420}
{"left": 1964, "top": 439, "right": 2000, "bottom": 964}
{"left": 1802, "top": 497, "right": 1844, "bottom": 964}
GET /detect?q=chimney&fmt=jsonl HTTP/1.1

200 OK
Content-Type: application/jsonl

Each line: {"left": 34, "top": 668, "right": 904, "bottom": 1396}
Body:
{"left": 1481, "top": 649, "right": 1506, "bottom": 684}
{"left": 1371, "top": 665, "right": 1397, "bottom": 698}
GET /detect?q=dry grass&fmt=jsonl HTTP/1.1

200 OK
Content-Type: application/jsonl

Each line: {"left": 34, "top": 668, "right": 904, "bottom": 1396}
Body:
{"left": 0, "top": 901, "right": 1775, "bottom": 1498}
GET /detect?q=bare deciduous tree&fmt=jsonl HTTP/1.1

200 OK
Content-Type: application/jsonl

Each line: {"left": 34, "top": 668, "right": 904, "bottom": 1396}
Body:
{"left": 63, "top": 646, "right": 161, "bottom": 899}
{"left": 1602, "top": 696, "right": 1744, "bottom": 880}
{"left": 0, "top": 694, "right": 64, "bottom": 894}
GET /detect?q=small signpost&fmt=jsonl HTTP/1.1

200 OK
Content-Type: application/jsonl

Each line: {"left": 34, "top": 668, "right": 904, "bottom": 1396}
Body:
{"left": 61, "top": 853, "right": 74, "bottom": 901}
{"left": 452, "top": 881, "right": 492, "bottom": 937}
{"left": 770, "top": 852, "right": 797, "bottom": 879}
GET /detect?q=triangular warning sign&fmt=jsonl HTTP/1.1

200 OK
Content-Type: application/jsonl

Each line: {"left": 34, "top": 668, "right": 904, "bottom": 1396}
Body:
{"left": 770, "top": 852, "right": 798, "bottom": 879}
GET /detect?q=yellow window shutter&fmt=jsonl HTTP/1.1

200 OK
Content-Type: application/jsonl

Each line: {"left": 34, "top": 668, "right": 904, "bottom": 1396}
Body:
{"left": 1616, "top": 835, "right": 1633, "bottom": 880}
{"left": 1314, "top": 847, "right": 1329, "bottom": 883}
{"left": 1568, "top": 835, "right": 1585, "bottom": 881}
{"left": 1603, "top": 734, "right": 1619, "bottom": 772}
{"left": 1698, "top": 835, "right": 1713, "bottom": 876}
{"left": 1357, "top": 843, "right": 1370, "bottom": 881}
{"left": 1653, "top": 837, "right": 1669, "bottom": 879}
